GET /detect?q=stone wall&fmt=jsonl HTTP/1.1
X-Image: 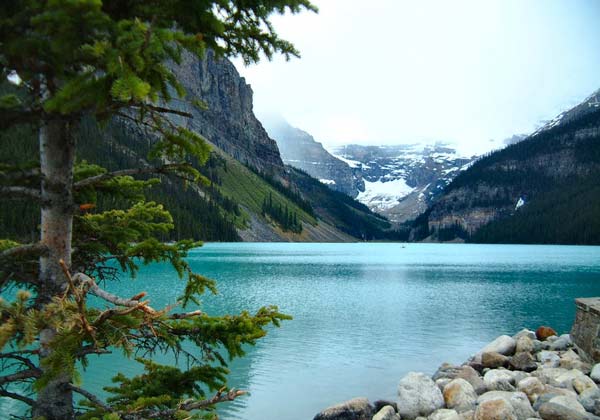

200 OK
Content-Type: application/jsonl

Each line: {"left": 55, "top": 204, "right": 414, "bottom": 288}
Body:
{"left": 571, "top": 297, "right": 600, "bottom": 362}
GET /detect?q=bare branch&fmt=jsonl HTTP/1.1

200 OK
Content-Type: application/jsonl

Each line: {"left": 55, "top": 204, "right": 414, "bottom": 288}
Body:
{"left": 69, "top": 270, "right": 156, "bottom": 314}
{"left": 168, "top": 310, "right": 204, "bottom": 320}
{"left": 0, "top": 243, "right": 48, "bottom": 260}
{"left": 74, "top": 163, "right": 188, "bottom": 189}
{"left": 0, "top": 368, "right": 41, "bottom": 385}
{"left": 0, "top": 186, "right": 40, "bottom": 200}
{"left": 0, "top": 389, "right": 36, "bottom": 407}
{"left": 69, "top": 385, "right": 114, "bottom": 413}
{"left": 178, "top": 388, "right": 246, "bottom": 411}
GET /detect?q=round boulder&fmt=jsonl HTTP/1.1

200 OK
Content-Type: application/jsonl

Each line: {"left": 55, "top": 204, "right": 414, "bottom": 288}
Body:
{"left": 443, "top": 378, "right": 478, "bottom": 412}
{"left": 482, "top": 352, "right": 510, "bottom": 369}
{"left": 474, "top": 398, "right": 517, "bottom": 420}
{"left": 397, "top": 372, "right": 445, "bottom": 420}
{"left": 477, "top": 391, "right": 536, "bottom": 420}
{"left": 517, "top": 377, "right": 545, "bottom": 404}
{"left": 373, "top": 405, "right": 400, "bottom": 420}
{"left": 429, "top": 409, "right": 461, "bottom": 420}
{"left": 484, "top": 370, "right": 515, "bottom": 392}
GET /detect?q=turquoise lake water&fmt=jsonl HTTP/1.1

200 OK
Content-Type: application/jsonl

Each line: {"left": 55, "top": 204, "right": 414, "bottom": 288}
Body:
{"left": 3, "top": 243, "right": 600, "bottom": 419}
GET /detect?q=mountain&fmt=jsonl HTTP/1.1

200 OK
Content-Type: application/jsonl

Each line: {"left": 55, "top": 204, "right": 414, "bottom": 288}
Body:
{"left": 330, "top": 144, "right": 477, "bottom": 223}
{"left": 413, "top": 96, "right": 600, "bottom": 244}
{"left": 0, "top": 52, "right": 390, "bottom": 243}
{"left": 260, "top": 115, "right": 363, "bottom": 196}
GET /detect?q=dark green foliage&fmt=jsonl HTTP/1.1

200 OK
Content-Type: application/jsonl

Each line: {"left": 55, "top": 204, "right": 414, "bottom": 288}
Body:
{"left": 472, "top": 178, "right": 600, "bottom": 244}
{"left": 0, "top": 1, "right": 316, "bottom": 418}
{"left": 249, "top": 165, "right": 315, "bottom": 217}
{"left": 287, "top": 167, "right": 410, "bottom": 240}
{"left": 0, "top": 114, "right": 241, "bottom": 242}
{"left": 419, "top": 107, "right": 600, "bottom": 244}
{"left": 261, "top": 192, "right": 302, "bottom": 233}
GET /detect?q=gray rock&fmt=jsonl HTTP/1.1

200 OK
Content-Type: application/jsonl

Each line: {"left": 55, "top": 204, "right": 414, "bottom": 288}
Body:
{"left": 513, "top": 329, "right": 537, "bottom": 341}
{"left": 549, "top": 334, "right": 572, "bottom": 351}
{"left": 549, "top": 394, "right": 587, "bottom": 414}
{"left": 478, "top": 335, "right": 517, "bottom": 358}
{"left": 483, "top": 369, "right": 515, "bottom": 391}
{"left": 510, "top": 352, "right": 537, "bottom": 372}
{"left": 517, "top": 377, "right": 545, "bottom": 404}
{"left": 532, "top": 339, "right": 547, "bottom": 353}
{"left": 538, "top": 351, "right": 561, "bottom": 368}
{"left": 443, "top": 378, "right": 477, "bottom": 412}
{"left": 458, "top": 410, "right": 475, "bottom": 420}
{"left": 515, "top": 336, "right": 535, "bottom": 354}
{"left": 432, "top": 364, "right": 487, "bottom": 395}
{"left": 373, "top": 405, "right": 400, "bottom": 420}
{"left": 510, "top": 371, "right": 530, "bottom": 386}
{"left": 574, "top": 375, "right": 598, "bottom": 394}
{"left": 578, "top": 388, "right": 600, "bottom": 413}
{"left": 538, "top": 402, "right": 593, "bottom": 420}
{"left": 437, "top": 378, "right": 452, "bottom": 392}
{"left": 313, "top": 397, "right": 373, "bottom": 420}
{"left": 474, "top": 398, "right": 517, "bottom": 420}
{"left": 560, "top": 349, "right": 591, "bottom": 373}
{"left": 555, "top": 369, "right": 587, "bottom": 390}
{"left": 477, "top": 391, "right": 536, "bottom": 420}
{"left": 591, "top": 364, "right": 600, "bottom": 383}
{"left": 532, "top": 367, "right": 570, "bottom": 386}
{"left": 397, "top": 372, "right": 445, "bottom": 420}
{"left": 429, "top": 409, "right": 460, "bottom": 420}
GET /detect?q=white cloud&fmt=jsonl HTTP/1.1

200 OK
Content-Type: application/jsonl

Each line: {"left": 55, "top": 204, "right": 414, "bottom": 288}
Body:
{"left": 235, "top": 0, "right": 600, "bottom": 153}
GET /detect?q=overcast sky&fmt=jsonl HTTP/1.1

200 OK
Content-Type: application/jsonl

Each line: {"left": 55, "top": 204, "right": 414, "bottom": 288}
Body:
{"left": 233, "top": 0, "right": 600, "bottom": 154}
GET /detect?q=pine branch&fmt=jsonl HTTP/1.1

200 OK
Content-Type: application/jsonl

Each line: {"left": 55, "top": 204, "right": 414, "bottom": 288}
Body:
{"left": 123, "top": 387, "right": 247, "bottom": 419}
{"left": 0, "top": 243, "right": 48, "bottom": 260}
{"left": 69, "top": 384, "right": 114, "bottom": 413}
{"left": 0, "top": 368, "right": 42, "bottom": 385}
{"left": 74, "top": 163, "right": 188, "bottom": 189}
{"left": 0, "top": 186, "right": 40, "bottom": 200}
{"left": 0, "top": 389, "right": 35, "bottom": 406}
{"left": 139, "top": 104, "right": 193, "bottom": 118}
{"left": 0, "top": 352, "right": 39, "bottom": 371}
{"left": 77, "top": 346, "right": 111, "bottom": 357}
{"left": 0, "top": 168, "right": 40, "bottom": 182}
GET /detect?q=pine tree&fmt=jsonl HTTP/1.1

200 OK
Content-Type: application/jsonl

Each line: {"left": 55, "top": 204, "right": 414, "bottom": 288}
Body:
{"left": 0, "top": 1, "right": 316, "bottom": 419}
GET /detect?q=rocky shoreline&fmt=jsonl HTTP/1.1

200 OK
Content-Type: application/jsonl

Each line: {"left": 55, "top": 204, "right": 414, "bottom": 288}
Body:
{"left": 313, "top": 326, "right": 600, "bottom": 420}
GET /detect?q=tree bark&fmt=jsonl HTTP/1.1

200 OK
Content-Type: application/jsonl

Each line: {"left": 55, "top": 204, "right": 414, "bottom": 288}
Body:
{"left": 33, "top": 116, "right": 76, "bottom": 420}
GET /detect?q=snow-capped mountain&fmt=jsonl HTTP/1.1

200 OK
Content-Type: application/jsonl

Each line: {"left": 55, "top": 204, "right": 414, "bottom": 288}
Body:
{"left": 532, "top": 88, "right": 600, "bottom": 136}
{"left": 330, "top": 143, "right": 478, "bottom": 223}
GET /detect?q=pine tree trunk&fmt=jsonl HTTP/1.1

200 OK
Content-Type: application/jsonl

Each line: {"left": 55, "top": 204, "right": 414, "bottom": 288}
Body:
{"left": 33, "top": 117, "right": 76, "bottom": 420}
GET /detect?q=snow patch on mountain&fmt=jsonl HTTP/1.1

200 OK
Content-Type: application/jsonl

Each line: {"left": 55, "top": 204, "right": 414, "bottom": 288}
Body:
{"left": 319, "top": 179, "right": 336, "bottom": 185}
{"left": 357, "top": 178, "right": 414, "bottom": 211}
{"left": 330, "top": 154, "right": 363, "bottom": 168}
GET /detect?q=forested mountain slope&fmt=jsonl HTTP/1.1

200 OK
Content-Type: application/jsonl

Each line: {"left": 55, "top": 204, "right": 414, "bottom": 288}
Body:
{"left": 412, "top": 103, "right": 600, "bottom": 244}
{"left": 0, "top": 53, "right": 390, "bottom": 242}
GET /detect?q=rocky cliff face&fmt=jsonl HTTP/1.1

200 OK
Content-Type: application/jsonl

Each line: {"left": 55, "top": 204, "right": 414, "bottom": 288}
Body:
{"left": 261, "top": 115, "right": 363, "bottom": 196}
{"left": 170, "top": 51, "right": 285, "bottom": 175}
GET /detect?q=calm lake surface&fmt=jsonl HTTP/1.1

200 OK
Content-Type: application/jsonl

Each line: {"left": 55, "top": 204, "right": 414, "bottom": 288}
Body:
{"left": 4, "top": 243, "right": 600, "bottom": 419}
